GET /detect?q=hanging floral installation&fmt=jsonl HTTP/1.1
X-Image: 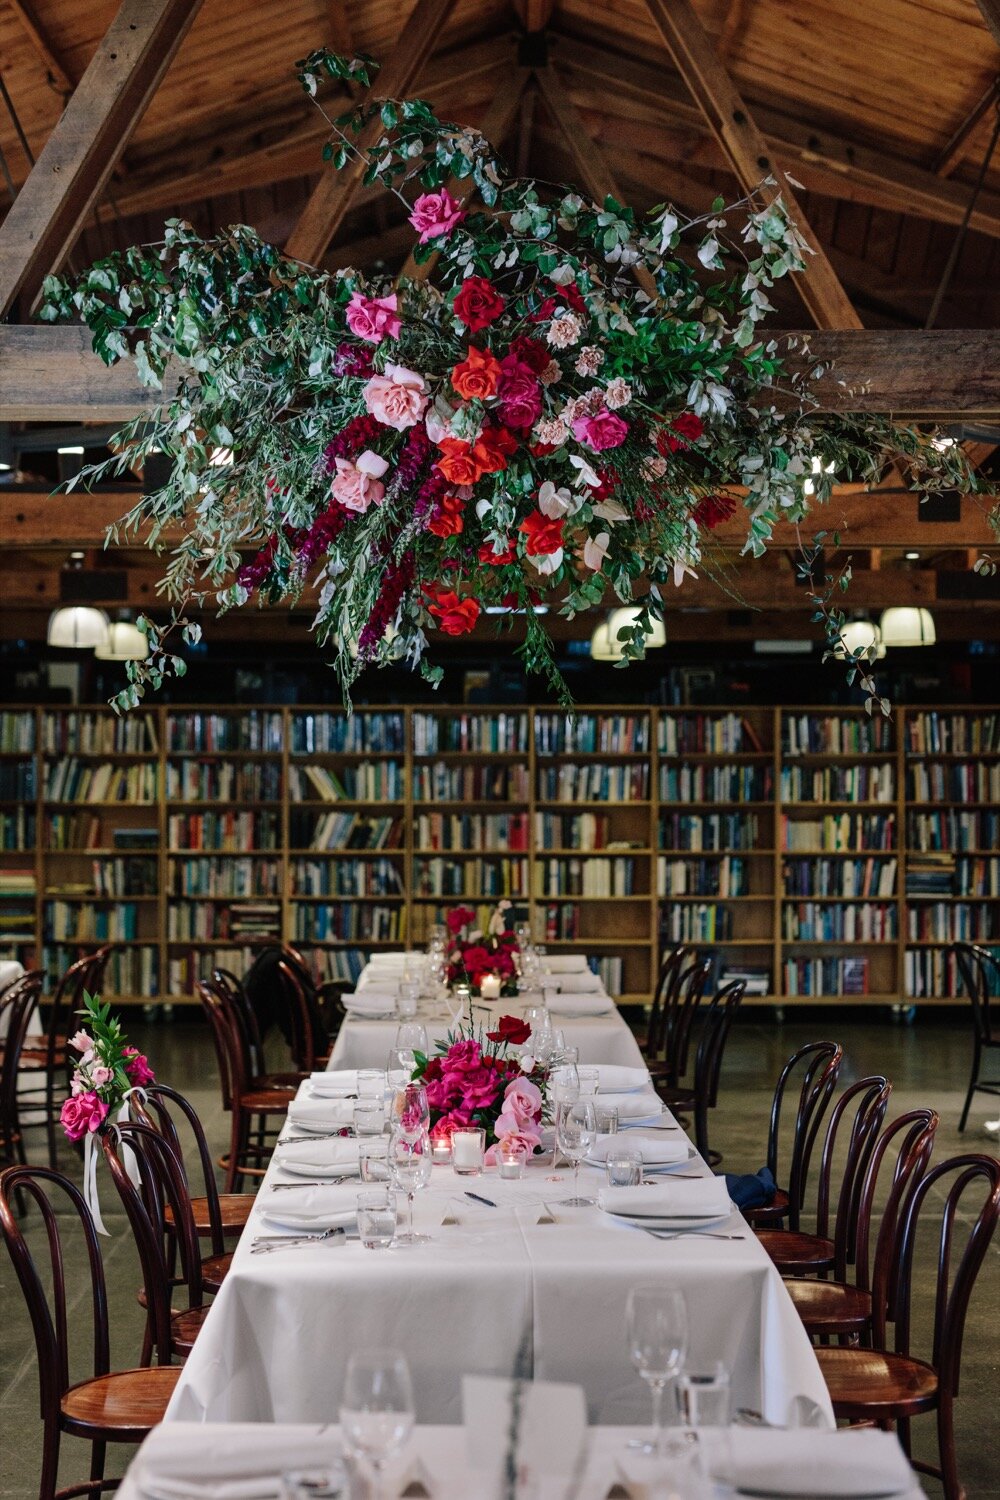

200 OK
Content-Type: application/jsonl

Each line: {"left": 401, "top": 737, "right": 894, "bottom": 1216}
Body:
{"left": 40, "top": 50, "right": 977, "bottom": 710}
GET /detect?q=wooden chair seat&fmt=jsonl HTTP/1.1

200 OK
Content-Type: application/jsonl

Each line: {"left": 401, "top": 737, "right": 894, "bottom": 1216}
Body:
{"left": 170, "top": 1304, "right": 213, "bottom": 1355}
{"left": 254, "top": 1071, "right": 303, "bottom": 1092}
{"left": 60, "top": 1366, "right": 182, "bottom": 1437}
{"left": 816, "top": 1346, "right": 939, "bottom": 1420}
{"left": 756, "top": 1228, "right": 835, "bottom": 1274}
{"left": 201, "top": 1251, "right": 234, "bottom": 1290}
{"left": 745, "top": 1188, "right": 790, "bottom": 1226}
{"left": 165, "top": 1192, "right": 254, "bottom": 1237}
{"left": 784, "top": 1277, "right": 872, "bottom": 1335}
{"left": 241, "top": 1088, "right": 295, "bottom": 1112}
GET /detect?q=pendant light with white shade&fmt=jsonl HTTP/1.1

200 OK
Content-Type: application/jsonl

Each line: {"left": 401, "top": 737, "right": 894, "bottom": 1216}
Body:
{"left": 878, "top": 607, "right": 936, "bottom": 647}
{"left": 834, "top": 618, "right": 886, "bottom": 660}
{"left": 590, "top": 606, "right": 666, "bottom": 661}
{"left": 47, "top": 606, "right": 111, "bottom": 650}
{"left": 95, "top": 621, "right": 149, "bottom": 661}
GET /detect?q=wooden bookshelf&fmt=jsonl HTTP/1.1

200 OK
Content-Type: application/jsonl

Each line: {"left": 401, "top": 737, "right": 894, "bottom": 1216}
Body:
{"left": 3, "top": 704, "right": 998, "bottom": 1007}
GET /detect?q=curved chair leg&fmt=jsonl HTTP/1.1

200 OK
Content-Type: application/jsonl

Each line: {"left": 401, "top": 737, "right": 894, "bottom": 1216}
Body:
{"left": 958, "top": 1039, "right": 981, "bottom": 1133}
{"left": 90, "top": 1438, "right": 107, "bottom": 1492}
{"left": 937, "top": 1396, "right": 960, "bottom": 1500}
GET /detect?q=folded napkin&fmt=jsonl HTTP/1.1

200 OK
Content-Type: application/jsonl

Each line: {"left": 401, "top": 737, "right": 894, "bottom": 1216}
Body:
{"left": 131, "top": 1422, "right": 344, "bottom": 1500}
{"left": 309, "top": 1069, "right": 358, "bottom": 1097}
{"left": 367, "top": 952, "right": 419, "bottom": 967}
{"left": 543, "top": 969, "right": 605, "bottom": 992}
{"left": 588, "top": 1131, "right": 687, "bottom": 1165}
{"left": 274, "top": 1138, "right": 361, "bottom": 1172}
{"left": 598, "top": 1177, "right": 731, "bottom": 1218}
{"left": 287, "top": 1096, "right": 355, "bottom": 1130}
{"left": 541, "top": 955, "right": 589, "bottom": 973}
{"left": 262, "top": 1180, "right": 363, "bottom": 1213}
{"left": 724, "top": 1165, "right": 778, "bottom": 1211}
{"left": 545, "top": 991, "right": 614, "bottom": 1016}
{"left": 355, "top": 979, "right": 401, "bottom": 997}
{"left": 593, "top": 1064, "right": 650, "bottom": 1093}
{"left": 597, "top": 1091, "right": 662, "bottom": 1120}
{"left": 721, "top": 1427, "right": 913, "bottom": 1495}
{"left": 342, "top": 991, "right": 397, "bottom": 1015}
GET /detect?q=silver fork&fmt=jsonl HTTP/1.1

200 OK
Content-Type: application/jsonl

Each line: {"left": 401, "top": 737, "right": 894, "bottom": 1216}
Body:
{"left": 645, "top": 1229, "right": 746, "bottom": 1241}
{"left": 269, "top": 1176, "right": 362, "bottom": 1190}
{"left": 251, "top": 1227, "right": 345, "bottom": 1253}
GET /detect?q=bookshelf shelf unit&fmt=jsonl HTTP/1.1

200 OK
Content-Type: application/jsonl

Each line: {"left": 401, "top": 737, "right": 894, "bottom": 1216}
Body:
{"left": 2, "top": 704, "right": 996, "bottom": 1007}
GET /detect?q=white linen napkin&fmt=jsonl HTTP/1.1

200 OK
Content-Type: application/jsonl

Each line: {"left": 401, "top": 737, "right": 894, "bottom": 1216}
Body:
{"left": 309, "top": 1069, "right": 358, "bottom": 1096}
{"left": 541, "top": 955, "right": 589, "bottom": 973}
{"left": 543, "top": 969, "right": 605, "bottom": 992}
{"left": 598, "top": 1178, "right": 730, "bottom": 1217}
{"left": 354, "top": 978, "right": 400, "bottom": 996}
{"left": 597, "top": 1091, "right": 662, "bottom": 1120}
{"left": 593, "top": 1065, "right": 650, "bottom": 1093}
{"left": 719, "top": 1428, "right": 915, "bottom": 1495}
{"left": 287, "top": 1096, "right": 355, "bottom": 1130}
{"left": 588, "top": 1132, "right": 687, "bottom": 1165}
{"left": 545, "top": 991, "right": 614, "bottom": 1016}
{"left": 342, "top": 991, "right": 397, "bottom": 1015}
{"left": 131, "top": 1422, "right": 343, "bottom": 1500}
{"left": 274, "top": 1138, "right": 361, "bottom": 1172}
{"left": 367, "top": 952, "right": 419, "bottom": 967}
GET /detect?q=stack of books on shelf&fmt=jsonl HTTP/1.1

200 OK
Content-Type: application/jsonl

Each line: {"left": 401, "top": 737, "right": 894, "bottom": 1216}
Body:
{"left": 293, "top": 811, "right": 403, "bottom": 851}
{"left": 535, "top": 856, "right": 638, "bottom": 898}
{"left": 289, "top": 762, "right": 402, "bottom": 801}
{"left": 905, "top": 853, "right": 955, "bottom": 896}
{"left": 0, "top": 868, "right": 36, "bottom": 945}
{"left": 783, "top": 956, "right": 870, "bottom": 997}
{"left": 45, "top": 760, "right": 158, "bottom": 803}
{"left": 1, "top": 808, "right": 35, "bottom": 849}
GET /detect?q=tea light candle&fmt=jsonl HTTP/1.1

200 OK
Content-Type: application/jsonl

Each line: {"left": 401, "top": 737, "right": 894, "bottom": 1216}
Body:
{"left": 451, "top": 1127, "right": 485, "bottom": 1176}
{"left": 480, "top": 973, "right": 502, "bottom": 1000}
{"left": 497, "top": 1139, "right": 528, "bottom": 1180}
{"left": 431, "top": 1137, "right": 452, "bottom": 1165}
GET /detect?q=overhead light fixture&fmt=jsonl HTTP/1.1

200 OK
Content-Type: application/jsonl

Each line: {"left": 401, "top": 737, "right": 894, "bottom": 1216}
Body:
{"left": 590, "top": 607, "right": 666, "bottom": 661}
{"left": 0, "top": 462, "right": 10, "bottom": 472}
{"left": 94, "top": 621, "right": 149, "bottom": 661}
{"left": 753, "top": 639, "right": 813, "bottom": 655}
{"left": 834, "top": 618, "right": 886, "bottom": 660}
{"left": 47, "top": 606, "right": 110, "bottom": 650}
{"left": 484, "top": 604, "right": 549, "bottom": 615}
{"left": 804, "top": 456, "right": 836, "bottom": 496}
{"left": 879, "top": 606, "right": 936, "bottom": 647}
{"left": 904, "top": 551, "right": 920, "bottom": 561}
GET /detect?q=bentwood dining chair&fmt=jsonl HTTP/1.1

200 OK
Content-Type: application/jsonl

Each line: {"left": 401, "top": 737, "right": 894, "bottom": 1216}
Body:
{"left": 137, "top": 1082, "right": 252, "bottom": 1249}
{"left": 211, "top": 967, "right": 303, "bottom": 1093}
{"left": 0, "top": 1164, "right": 180, "bottom": 1500}
{"left": 645, "top": 953, "right": 712, "bottom": 1090}
{"left": 197, "top": 979, "right": 292, "bottom": 1191}
{"left": 816, "top": 1154, "right": 1000, "bottom": 1500}
{"left": 785, "top": 1107, "right": 938, "bottom": 1343}
{"left": 0, "top": 970, "right": 45, "bottom": 1175}
{"left": 640, "top": 944, "right": 688, "bottom": 1058}
{"left": 756, "top": 1075, "right": 891, "bottom": 1277}
{"left": 745, "top": 1041, "right": 844, "bottom": 1230}
{"left": 656, "top": 978, "right": 745, "bottom": 1162}
{"left": 952, "top": 943, "right": 1000, "bottom": 1132}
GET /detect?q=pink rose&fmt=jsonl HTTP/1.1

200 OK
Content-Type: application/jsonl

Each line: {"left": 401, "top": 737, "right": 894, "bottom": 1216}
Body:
{"left": 496, "top": 356, "right": 542, "bottom": 432}
{"left": 60, "top": 1090, "right": 108, "bottom": 1143}
{"left": 485, "top": 1127, "right": 542, "bottom": 1166}
{"left": 123, "top": 1047, "right": 155, "bottom": 1086}
{"left": 68, "top": 1029, "right": 93, "bottom": 1055}
{"left": 363, "top": 363, "right": 429, "bottom": 431}
{"left": 572, "top": 407, "right": 628, "bottom": 452}
{"left": 89, "top": 1064, "right": 114, "bottom": 1089}
{"left": 345, "top": 291, "right": 402, "bottom": 345}
{"left": 330, "top": 450, "right": 389, "bottom": 512}
{"left": 499, "top": 1076, "right": 543, "bottom": 1129}
{"left": 408, "top": 189, "right": 466, "bottom": 244}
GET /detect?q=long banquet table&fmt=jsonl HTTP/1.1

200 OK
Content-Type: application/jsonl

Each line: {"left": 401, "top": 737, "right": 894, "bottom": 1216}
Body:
{"left": 165, "top": 960, "right": 832, "bottom": 1429}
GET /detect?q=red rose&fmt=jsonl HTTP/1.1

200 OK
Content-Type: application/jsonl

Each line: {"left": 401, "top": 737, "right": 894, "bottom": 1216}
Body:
{"left": 436, "top": 438, "right": 485, "bottom": 486}
{"left": 447, "top": 905, "right": 476, "bottom": 934}
{"left": 509, "top": 335, "right": 551, "bottom": 374}
{"left": 657, "top": 412, "right": 704, "bottom": 455}
{"left": 496, "top": 355, "right": 542, "bottom": 432}
{"left": 427, "top": 589, "right": 481, "bottom": 636}
{"left": 478, "top": 538, "right": 518, "bottom": 566}
{"left": 451, "top": 345, "right": 502, "bottom": 401}
{"left": 427, "top": 493, "right": 465, "bottom": 538}
{"left": 519, "top": 510, "right": 564, "bottom": 557}
{"left": 453, "top": 276, "right": 505, "bottom": 332}
{"left": 472, "top": 425, "right": 518, "bottom": 475}
{"left": 486, "top": 1015, "right": 532, "bottom": 1046}
{"left": 693, "top": 493, "right": 738, "bottom": 529}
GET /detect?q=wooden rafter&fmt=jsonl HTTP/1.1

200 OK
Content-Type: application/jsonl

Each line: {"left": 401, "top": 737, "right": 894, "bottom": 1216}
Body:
{"left": 5, "top": 0, "right": 74, "bottom": 96}
{"left": 934, "top": 80, "right": 999, "bottom": 176}
{"left": 976, "top": 0, "right": 1000, "bottom": 48}
{"left": 0, "top": 0, "right": 204, "bottom": 317}
{"left": 285, "top": 0, "right": 458, "bottom": 267}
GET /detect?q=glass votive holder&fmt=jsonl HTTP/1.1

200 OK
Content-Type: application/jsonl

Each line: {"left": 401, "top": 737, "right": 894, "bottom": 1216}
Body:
{"left": 595, "top": 1105, "right": 619, "bottom": 1135}
{"left": 577, "top": 1067, "right": 599, "bottom": 1097}
{"left": 431, "top": 1135, "right": 452, "bottom": 1166}
{"left": 605, "top": 1146, "right": 643, "bottom": 1188}
{"left": 677, "top": 1363, "right": 731, "bottom": 1429}
{"left": 479, "top": 972, "right": 502, "bottom": 1000}
{"left": 353, "top": 1099, "right": 385, "bottom": 1138}
{"left": 451, "top": 1126, "right": 486, "bottom": 1176}
{"left": 359, "top": 1139, "right": 390, "bottom": 1182}
{"left": 357, "top": 1068, "right": 385, "bottom": 1100}
{"left": 497, "top": 1139, "right": 528, "bottom": 1180}
{"left": 356, "top": 1188, "right": 396, "bottom": 1249}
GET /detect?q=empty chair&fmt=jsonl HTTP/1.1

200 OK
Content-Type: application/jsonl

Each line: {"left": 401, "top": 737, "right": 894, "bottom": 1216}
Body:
{"left": 211, "top": 967, "right": 302, "bottom": 1093}
{"left": 245, "top": 942, "right": 335, "bottom": 1066}
{"left": 137, "top": 1082, "right": 253, "bottom": 1248}
{"left": 745, "top": 1041, "right": 844, "bottom": 1230}
{"left": 656, "top": 978, "right": 745, "bottom": 1161}
{"left": 0, "top": 970, "right": 45, "bottom": 1173}
{"left": 952, "top": 943, "right": 1000, "bottom": 1132}
{"left": 0, "top": 1164, "right": 180, "bottom": 1500}
{"left": 197, "top": 979, "right": 291, "bottom": 1192}
{"left": 640, "top": 944, "right": 688, "bottom": 1060}
{"left": 786, "top": 1107, "right": 938, "bottom": 1342}
{"left": 756, "top": 1075, "right": 891, "bottom": 1277}
{"left": 816, "top": 1154, "right": 1000, "bottom": 1500}
{"left": 645, "top": 954, "right": 712, "bottom": 1090}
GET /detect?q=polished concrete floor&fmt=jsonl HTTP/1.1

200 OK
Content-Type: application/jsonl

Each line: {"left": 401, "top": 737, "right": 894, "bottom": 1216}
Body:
{"left": 1, "top": 1012, "right": 998, "bottom": 1499}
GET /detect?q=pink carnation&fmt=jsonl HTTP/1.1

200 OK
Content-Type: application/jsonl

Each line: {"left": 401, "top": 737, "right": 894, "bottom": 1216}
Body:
{"left": 408, "top": 189, "right": 466, "bottom": 244}
{"left": 345, "top": 291, "right": 402, "bottom": 346}
{"left": 123, "top": 1047, "right": 155, "bottom": 1086}
{"left": 329, "top": 450, "right": 389, "bottom": 513}
{"left": 60, "top": 1090, "right": 108, "bottom": 1143}
{"left": 363, "top": 363, "right": 429, "bottom": 432}
{"left": 572, "top": 407, "right": 628, "bottom": 452}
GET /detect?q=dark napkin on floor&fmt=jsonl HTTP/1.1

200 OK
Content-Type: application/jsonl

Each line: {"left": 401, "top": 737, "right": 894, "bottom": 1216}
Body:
{"left": 722, "top": 1166, "right": 777, "bottom": 1210}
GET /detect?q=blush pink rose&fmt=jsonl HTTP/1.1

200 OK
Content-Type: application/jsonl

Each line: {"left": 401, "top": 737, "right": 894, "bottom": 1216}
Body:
{"left": 363, "top": 364, "right": 429, "bottom": 431}
{"left": 408, "top": 189, "right": 466, "bottom": 244}
{"left": 89, "top": 1064, "right": 113, "bottom": 1089}
{"left": 496, "top": 1076, "right": 543, "bottom": 1132}
{"left": 330, "top": 450, "right": 389, "bottom": 512}
{"left": 60, "top": 1090, "right": 108, "bottom": 1143}
{"left": 345, "top": 291, "right": 402, "bottom": 345}
{"left": 572, "top": 407, "right": 629, "bottom": 452}
{"left": 485, "top": 1127, "right": 542, "bottom": 1166}
{"left": 123, "top": 1047, "right": 155, "bottom": 1086}
{"left": 68, "top": 1029, "right": 93, "bottom": 1055}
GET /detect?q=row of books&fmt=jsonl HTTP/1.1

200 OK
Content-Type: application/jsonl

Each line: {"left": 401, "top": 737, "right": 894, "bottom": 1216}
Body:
{"left": 415, "top": 813, "right": 531, "bottom": 852}
{"left": 291, "top": 857, "right": 404, "bottom": 897}
{"left": 42, "top": 712, "right": 158, "bottom": 755}
{"left": 167, "top": 901, "right": 281, "bottom": 941}
{"left": 0, "top": 867, "right": 35, "bottom": 897}
{"left": 536, "top": 764, "right": 650, "bottom": 803}
{"left": 292, "top": 812, "right": 404, "bottom": 851}
{"left": 412, "top": 712, "right": 528, "bottom": 754}
{"left": 534, "top": 812, "right": 613, "bottom": 851}
{"left": 907, "top": 763, "right": 1000, "bottom": 803}
{"left": 167, "top": 948, "right": 251, "bottom": 994}
{"left": 906, "top": 904, "right": 1000, "bottom": 942}
{"left": 782, "top": 715, "right": 891, "bottom": 756}
{"left": 904, "top": 947, "right": 1000, "bottom": 999}
{"left": 166, "top": 712, "right": 284, "bottom": 753}
{"left": 782, "top": 902, "right": 897, "bottom": 942}
{"left": 782, "top": 956, "right": 870, "bottom": 996}
{"left": 905, "top": 853, "right": 955, "bottom": 896}
{"left": 1, "top": 810, "right": 35, "bottom": 849}
{"left": 0, "top": 713, "right": 35, "bottom": 752}
{"left": 658, "top": 713, "right": 760, "bottom": 756}
{"left": 292, "top": 904, "right": 406, "bottom": 942}
{"left": 534, "top": 857, "right": 639, "bottom": 898}
{"left": 780, "top": 813, "right": 896, "bottom": 852}
{"left": 288, "top": 762, "right": 404, "bottom": 803}
{"left": 541, "top": 903, "right": 581, "bottom": 940}
{"left": 659, "top": 813, "right": 761, "bottom": 852}
{"left": 534, "top": 713, "right": 650, "bottom": 755}
{"left": 0, "top": 761, "right": 36, "bottom": 799}
{"left": 660, "top": 765, "right": 772, "bottom": 802}
{"left": 716, "top": 962, "right": 770, "bottom": 997}
{"left": 291, "top": 712, "right": 405, "bottom": 754}
{"left": 596, "top": 956, "right": 623, "bottom": 996}
{"left": 952, "top": 858, "right": 1000, "bottom": 897}
{"left": 661, "top": 904, "right": 734, "bottom": 942}
{"left": 85, "top": 857, "right": 158, "bottom": 897}
{"left": 45, "top": 901, "right": 141, "bottom": 941}
{"left": 904, "top": 712, "right": 1000, "bottom": 756}
{"left": 908, "top": 810, "right": 1000, "bottom": 851}
{"left": 658, "top": 856, "right": 750, "bottom": 897}
{"left": 779, "top": 764, "right": 895, "bottom": 803}
{"left": 171, "top": 857, "right": 282, "bottom": 897}
{"left": 411, "top": 857, "right": 529, "bottom": 898}
{"left": 45, "top": 760, "right": 158, "bottom": 804}
{"left": 782, "top": 856, "right": 898, "bottom": 898}
{"left": 166, "top": 761, "right": 282, "bottom": 802}
{"left": 411, "top": 764, "right": 530, "bottom": 803}
{"left": 167, "top": 812, "right": 281, "bottom": 851}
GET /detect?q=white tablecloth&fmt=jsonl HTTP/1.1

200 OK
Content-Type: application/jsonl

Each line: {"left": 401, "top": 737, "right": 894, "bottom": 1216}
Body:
{"left": 165, "top": 1084, "right": 832, "bottom": 1428}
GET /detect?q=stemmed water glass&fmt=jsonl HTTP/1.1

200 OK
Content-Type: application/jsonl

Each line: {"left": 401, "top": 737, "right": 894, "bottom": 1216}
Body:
{"left": 626, "top": 1286, "right": 688, "bottom": 1457}
{"left": 389, "top": 1131, "right": 432, "bottom": 1244}
{"left": 386, "top": 1048, "right": 413, "bottom": 1094}
{"left": 388, "top": 1081, "right": 429, "bottom": 1141}
{"left": 395, "top": 1022, "right": 428, "bottom": 1056}
{"left": 339, "top": 1348, "right": 415, "bottom": 1500}
{"left": 556, "top": 1098, "right": 597, "bottom": 1206}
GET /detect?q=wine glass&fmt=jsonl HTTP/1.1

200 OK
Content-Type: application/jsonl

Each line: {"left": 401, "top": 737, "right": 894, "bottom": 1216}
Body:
{"left": 556, "top": 1098, "right": 597, "bottom": 1206}
{"left": 389, "top": 1131, "right": 432, "bottom": 1244}
{"left": 395, "top": 1022, "right": 428, "bottom": 1055}
{"left": 388, "top": 1081, "right": 429, "bottom": 1141}
{"left": 339, "top": 1348, "right": 415, "bottom": 1499}
{"left": 626, "top": 1286, "right": 688, "bottom": 1457}
{"left": 386, "top": 1047, "right": 414, "bottom": 1094}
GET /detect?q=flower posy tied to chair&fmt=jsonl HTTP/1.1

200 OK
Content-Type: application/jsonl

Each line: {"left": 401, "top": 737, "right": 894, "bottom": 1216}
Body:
{"left": 62, "top": 992, "right": 155, "bottom": 1233}
{"left": 40, "top": 49, "right": 977, "bottom": 710}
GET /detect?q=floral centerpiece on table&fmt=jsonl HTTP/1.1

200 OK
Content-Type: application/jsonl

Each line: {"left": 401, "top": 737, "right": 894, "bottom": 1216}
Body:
{"left": 60, "top": 992, "right": 155, "bottom": 1142}
{"left": 446, "top": 900, "right": 519, "bottom": 994}
{"left": 37, "top": 49, "right": 978, "bottom": 715}
{"left": 413, "top": 1014, "right": 545, "bottom": 1159}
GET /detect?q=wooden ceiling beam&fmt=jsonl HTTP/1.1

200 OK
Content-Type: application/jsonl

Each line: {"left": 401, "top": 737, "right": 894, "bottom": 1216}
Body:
{"left": 5, "top": 0, "right": 75, "bottom": 96}
{"left": 284, "top": 0, "right": 458, "bottom": 267}
{"left": 933, "top": 80, "right": 999, "bottom": 177}
{"left": 975, "top": 0, "right": 1000, "bottom": 48}
{"left": 0, "top": 0, "right": 205, "bottom": 317}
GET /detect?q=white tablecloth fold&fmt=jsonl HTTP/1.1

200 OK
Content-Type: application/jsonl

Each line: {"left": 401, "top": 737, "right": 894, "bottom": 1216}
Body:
{"left": 308, "top": 1069, "right": 358, "bottom": 1096}
{"left": 287, "top": 1096, "right": 355, "bottom": 1130}
{"left": 592, "top": 1065, "right": 650, "bottom": 1093}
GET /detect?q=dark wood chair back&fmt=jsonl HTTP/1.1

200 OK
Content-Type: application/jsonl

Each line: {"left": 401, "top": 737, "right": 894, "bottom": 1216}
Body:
{"left": 133, "top": 1083, "right": 229, "bottom": 1259}
{"left": 41, "top": 951, "right": 96, "bottom": 1065}
{"left": 0, "top": 971, "right": 45, "bottom": 1154}
{"left": 813, "top": 1075, "right": 892, "bottom": 1276}
{"left": 275, "top": 958, "right": 320, "bottom": 1072}
{"left": 212, "top": 966, "right": 265, "bottom": 1079}
{"left": 649, "top": 955, "right": 712, "bottom": 1085}
{"left": 645, "top": 945, "right": 688, "bottom": 1059}
{"left": 952, "top": 942, "right": 998, "bottom": 1047}
{"left": 196, "top": 978, "right": 241, "bottom": 1112}
{"left": 691, "top": 979, "right": 745, "bottom": 1106}
{"left": 856, "top": 1108, "right": 938, "bottom": 1313}
{"left": 765, "top": 1041, "right": 844, "bottom": 1231}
